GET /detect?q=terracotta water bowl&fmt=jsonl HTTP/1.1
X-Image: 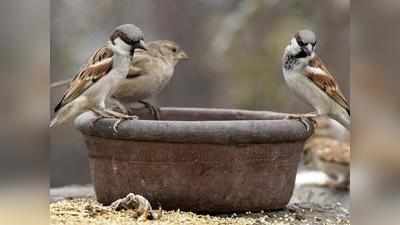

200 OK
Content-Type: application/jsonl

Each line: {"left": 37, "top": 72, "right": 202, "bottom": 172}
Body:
{"left": 75, "top": 107, "right": 313, "bottom": 213}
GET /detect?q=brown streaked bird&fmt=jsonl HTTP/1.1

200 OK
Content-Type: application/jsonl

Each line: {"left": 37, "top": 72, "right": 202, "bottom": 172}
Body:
{"left": 109, "top": 40, "right": 188, "bottom": 118}
{"left": 282, "top": 29, "right": 350, "bottom": 130}
{"left": 50, "top": 24, "right": 147, "bottom": 129}
{"left": 304, "top": 136, "right": 350, "bottom": 190}
{"left": 60, "top": 40, "right": 188, "bottom": 119}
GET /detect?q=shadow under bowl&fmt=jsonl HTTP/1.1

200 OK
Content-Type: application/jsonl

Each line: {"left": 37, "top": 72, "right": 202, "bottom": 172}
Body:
{"left": 75, "top": 107, "right": 313, "bottom": 213}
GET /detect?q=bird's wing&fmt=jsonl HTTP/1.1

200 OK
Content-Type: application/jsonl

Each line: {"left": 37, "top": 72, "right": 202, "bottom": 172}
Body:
{"left": 125, "top": 51, "right": 152, "bottom": 79}
{"left": 54, "top": 47, "right": 113, "bottom": 112}
{"left": 305, "top": 56, "right": 350, "bottom": 115}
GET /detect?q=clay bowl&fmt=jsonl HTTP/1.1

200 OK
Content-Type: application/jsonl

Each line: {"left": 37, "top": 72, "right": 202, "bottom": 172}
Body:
{"left": 75, "top": 107, "right": 313, "bottom": 213}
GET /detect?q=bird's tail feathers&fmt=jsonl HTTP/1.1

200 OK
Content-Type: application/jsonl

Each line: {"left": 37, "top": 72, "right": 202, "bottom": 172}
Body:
{"left": 49, "top": 98, "right": 87, "bottom": 128}
{"left": 331, "top": 112, "right": 351, "bottom": 131}
{"left": 49, "top": 110, "right": 69, "bottom": 128}
{"left": 49, "top": 116, "right": 59, "bottom": 128}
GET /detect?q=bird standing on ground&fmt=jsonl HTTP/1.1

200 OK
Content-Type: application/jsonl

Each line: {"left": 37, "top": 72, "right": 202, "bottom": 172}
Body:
{"left": 282, "top": 29, "right": 350, "bottom": 130}
{"left": 304, "top": 137, "right": 350, "bottom": 190}
{"left": 302, "top": 117, "right": 350, "bottom": 190}
{"left": 50, "top": 24, "right": 147, "bottom": 129}
{"left": 109, "top": 40, "right": 188, "bottom": 118}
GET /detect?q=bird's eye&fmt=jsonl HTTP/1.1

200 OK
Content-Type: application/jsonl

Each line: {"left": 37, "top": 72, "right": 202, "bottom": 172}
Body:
{"left": 298, "top": 40, "right": 305, "bottom": 46}
{"left": 171, "top": 47, "right": 177, "bottom": 53}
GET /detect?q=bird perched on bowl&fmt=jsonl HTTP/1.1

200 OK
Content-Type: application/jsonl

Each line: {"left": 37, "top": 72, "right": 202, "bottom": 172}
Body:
{"left": 50, "top": 24, "right": 147, "bottom": 129}
{"left": 281, "top": 29, "right": 350, "bottom": 130}
{"left": 109, "top": 40, "right": 188, "bottom": 119}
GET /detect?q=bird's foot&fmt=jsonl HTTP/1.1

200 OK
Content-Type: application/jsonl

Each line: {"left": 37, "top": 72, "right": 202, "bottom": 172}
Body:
{"left": 104, "top": 109, "right": 138, "bottom": 133}
{"left": 90, "top": 109, "right": 114, "bottom": 128}
{"left": 286, "top": 113, "right": 318, "bottom": 131}
{"left": 139, "top": 100, "right": 161, "bottom": 120}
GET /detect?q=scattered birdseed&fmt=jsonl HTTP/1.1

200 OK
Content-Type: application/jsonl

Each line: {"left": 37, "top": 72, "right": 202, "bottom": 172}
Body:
{"left": 50, "top": 198, "right": 350, "bottom": 225}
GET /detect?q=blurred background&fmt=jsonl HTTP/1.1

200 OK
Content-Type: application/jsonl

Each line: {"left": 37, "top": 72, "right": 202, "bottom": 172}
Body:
{"left": 352, "top": 0, "right": 400, "bottom": 225}
{"left": 0, "top": 0, "right": 49, "bottom": 225}
{"left": 50, "top": 0, "right": 349, "bottom": 187}
{"left": 1, "top": 0, "right": 400, "bottom": 224}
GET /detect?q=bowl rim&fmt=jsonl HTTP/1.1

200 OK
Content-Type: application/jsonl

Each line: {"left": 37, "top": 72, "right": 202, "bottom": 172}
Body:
{"left": 75, "top": 107, "right": 314, "bottom": 144}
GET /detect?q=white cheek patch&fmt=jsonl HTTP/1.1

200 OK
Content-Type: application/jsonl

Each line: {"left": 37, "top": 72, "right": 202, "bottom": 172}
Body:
{"left": 113, "top": 37, "right": 132, "bottom": 54}
{"left": 287, "top": 38, "right": 301, "bottom": 55}
{"left": 291, "top": 38, "right": 300, "bottom": 48}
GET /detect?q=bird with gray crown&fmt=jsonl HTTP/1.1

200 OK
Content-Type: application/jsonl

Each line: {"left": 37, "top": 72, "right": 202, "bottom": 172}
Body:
{"left": 108, "top": 40, "right": 189, "bottom": 120}
{"left": 50, "top": 24, "right": 147, "bottom": 130}
{"left": 282, "top": 29, "right": 350, "bottom": 130}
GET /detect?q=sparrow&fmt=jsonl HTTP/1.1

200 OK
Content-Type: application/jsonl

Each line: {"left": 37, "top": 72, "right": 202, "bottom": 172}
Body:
{"left": 50, "top": 24, "right": 147, "bottom": 129}
{"left": 304, "top": 138, "right": 350, "bottom": 190}
{"left": 109, "top": 40, "right": 188, "bottom": 119}
{"left": 282, "top": 29, "right": 350, "bottom": 130}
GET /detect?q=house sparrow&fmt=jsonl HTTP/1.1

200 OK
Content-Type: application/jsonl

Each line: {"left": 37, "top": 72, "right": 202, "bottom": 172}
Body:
{"left": 109, "top": 40, "right": 188, "bottom": 118}
{"left": 50, "top": 40, "right": 188, "bottom": 117}
{"left": 304, "top": 137, "right": 350, "bottom": 190}
{"left": 282, "top": 30, "right": 350, "bottom": 130}
{"left": 50, "top": 24, "right": 147, "bottom": 129}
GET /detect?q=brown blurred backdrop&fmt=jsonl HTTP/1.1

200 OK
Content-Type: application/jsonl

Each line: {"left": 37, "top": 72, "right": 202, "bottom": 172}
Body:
{"left": 352, "top": 0, "right": 400, "bottom": 224}
{"left": 50, "top": 0, "right": 349, "bottom": 187}
{"left": 0, "top": 1, "right": 49, "bottom": 224}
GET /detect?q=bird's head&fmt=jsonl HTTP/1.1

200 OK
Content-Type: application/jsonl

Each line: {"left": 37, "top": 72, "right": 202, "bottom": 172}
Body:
{"left": 151, "top": 40, "right": 189, "bottom": 65}
{"left": 286, "top": 29, "right": 317, "bottom": 59}
{"left": 108, "top": 24, "right": 147, "bottom": 57}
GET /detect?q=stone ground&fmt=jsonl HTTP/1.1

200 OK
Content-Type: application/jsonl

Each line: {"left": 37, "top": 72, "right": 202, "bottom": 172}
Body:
{"left": 50, "top": 171, "right": 349, "bottom": 225}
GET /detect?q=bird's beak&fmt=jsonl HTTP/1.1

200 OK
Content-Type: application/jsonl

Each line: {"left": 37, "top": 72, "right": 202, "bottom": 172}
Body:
{"left": 130, "top": 40, "right": 147, "bottom": 56}
{"left": 137, "top": 40, "right": 147, "bottom": 51}
{"left": 303, "top": 44, "right": 313, "bottom": 56}
{"left": 178, "top": 51, "right": 189, "bottom": 60}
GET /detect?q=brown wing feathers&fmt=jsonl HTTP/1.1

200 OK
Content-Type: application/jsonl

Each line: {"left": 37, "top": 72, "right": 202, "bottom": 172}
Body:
{"left": 54, "top": 47, "right": 113, "bottom": 112}
{"left": 306, "top": 57, "right": 350, "bottom": 115}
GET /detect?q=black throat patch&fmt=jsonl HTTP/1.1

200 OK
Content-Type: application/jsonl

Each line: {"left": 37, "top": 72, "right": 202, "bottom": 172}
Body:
{"left": 284, "top": 54, "right": 297, "bottom": 70}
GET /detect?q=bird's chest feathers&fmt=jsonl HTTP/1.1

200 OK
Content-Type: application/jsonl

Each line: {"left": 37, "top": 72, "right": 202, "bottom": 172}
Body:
{"left": 112, "top": 55, "right": 131, "bottom": 76}
{"left": 283, "top": 70, "right": 332, "bottom": 113}
{"left": 283, "top": 70, "right": 307, "bottom": 91}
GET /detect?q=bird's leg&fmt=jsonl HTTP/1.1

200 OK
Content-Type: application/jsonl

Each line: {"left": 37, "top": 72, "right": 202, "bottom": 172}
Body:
{"left": 104, "top": 109, "right": 139, "bottom": 119}
{"left": 286, "top": 112, "right": 318, "bottom": 131}
{"left": 90, "top": 108, "right": 114, "bottom": 128}
{"left": 103, "top": 109, "right": 138, "bottom": 133}
{"left": 138, "top": 100, "right": 161, "bottom": 120}
{"left": 109, "top": 97, "right": 129, "bottom": 114}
